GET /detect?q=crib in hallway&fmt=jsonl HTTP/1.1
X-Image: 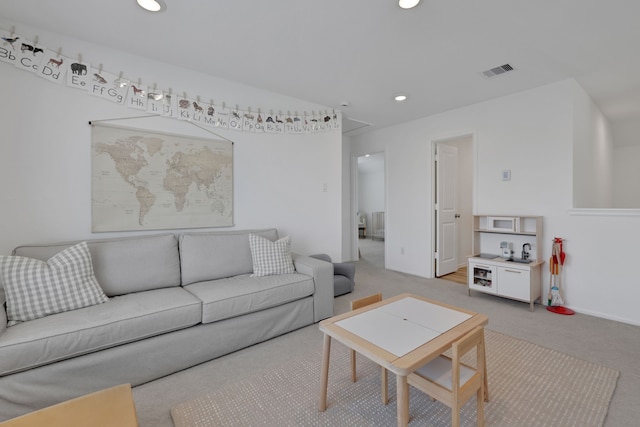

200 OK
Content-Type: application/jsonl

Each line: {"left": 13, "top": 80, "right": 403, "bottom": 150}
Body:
{"left": 371, "top": 211, "right": 384, "bottom": 241}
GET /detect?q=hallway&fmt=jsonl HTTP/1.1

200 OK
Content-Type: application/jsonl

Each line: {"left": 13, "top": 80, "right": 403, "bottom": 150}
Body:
{"left": 358, "top": 237, "right": 384, "bottom": 269}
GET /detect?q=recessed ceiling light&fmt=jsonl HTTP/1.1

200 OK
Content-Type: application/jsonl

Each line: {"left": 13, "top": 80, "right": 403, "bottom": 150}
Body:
{"left": 399, "top": 0, "right": 421, "bottom": 9}
{"left": 137, "top": 0, "right": 167, "bottom": 12}
{"left": 394, "top": 94, "right": 408, "bottom": 102}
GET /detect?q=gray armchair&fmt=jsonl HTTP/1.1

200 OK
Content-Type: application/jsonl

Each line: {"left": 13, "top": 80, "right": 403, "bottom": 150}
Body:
{"left": 310, "top": 254, "right": 355, "bottom": 297}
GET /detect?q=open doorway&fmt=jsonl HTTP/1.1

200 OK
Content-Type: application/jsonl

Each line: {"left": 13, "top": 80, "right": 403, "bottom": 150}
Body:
{"left": 432, "top": 134, "right": 474, "bottom": 283}
{"left": 356, "top": 152, "right": 385, "bottom": 268}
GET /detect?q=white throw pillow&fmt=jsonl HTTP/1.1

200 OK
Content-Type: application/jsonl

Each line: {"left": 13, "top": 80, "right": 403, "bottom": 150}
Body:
{"left": 249, "top": 234, "right": 295, "bottom": 277}
{"left": 0, "top": 242, "right": 108, "bottom": 326}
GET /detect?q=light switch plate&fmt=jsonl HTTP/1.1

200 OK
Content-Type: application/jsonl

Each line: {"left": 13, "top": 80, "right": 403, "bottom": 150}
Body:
{"left": 502, "top": 170, "right": 511, "bottom": 181}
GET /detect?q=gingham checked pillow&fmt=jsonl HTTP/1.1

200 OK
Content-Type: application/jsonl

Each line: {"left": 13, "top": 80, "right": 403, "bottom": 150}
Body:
{"left": 0, "top": 241, "right": 108, "bottom": 326}
{"left": 249, "top": 234, "right": 295, "bottom": 277}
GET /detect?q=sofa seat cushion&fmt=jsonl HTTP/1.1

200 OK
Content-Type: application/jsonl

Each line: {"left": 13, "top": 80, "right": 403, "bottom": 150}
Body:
{"left": 0, "top": 287, "right": 202, "bottom": 376}
{"left": 184, "top": 273, "right": 314, "bottom": 324}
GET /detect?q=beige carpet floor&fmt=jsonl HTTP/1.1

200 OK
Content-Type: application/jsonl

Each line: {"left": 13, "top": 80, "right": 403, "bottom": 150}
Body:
{"left": 170, "top": 329, "right": 618, "bottom": 427}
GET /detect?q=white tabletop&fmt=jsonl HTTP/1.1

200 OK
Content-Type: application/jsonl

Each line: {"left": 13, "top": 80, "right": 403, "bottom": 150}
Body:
{"left": 335, "top": 297, "right": 472, "bottom": 357}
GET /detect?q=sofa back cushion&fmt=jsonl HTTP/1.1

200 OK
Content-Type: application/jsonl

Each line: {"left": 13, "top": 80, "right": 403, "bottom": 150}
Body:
{"left": 179, "top": 229, "right": 279, "bottom": 286}
{"left": 12, "top": 234, "right": 181, "bottom": 297}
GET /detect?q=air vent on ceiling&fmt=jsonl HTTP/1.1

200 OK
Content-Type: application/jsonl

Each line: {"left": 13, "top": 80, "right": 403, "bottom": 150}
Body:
{"left": 482, "top": 63, "right": 515, "bottom": 78}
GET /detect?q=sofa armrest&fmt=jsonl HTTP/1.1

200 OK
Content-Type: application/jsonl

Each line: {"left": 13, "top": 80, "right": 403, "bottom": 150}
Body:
{"left": 333, "top": 262, "right": 356, "bottom": 282}
{"left": 292, "top": 253, "right": 334, "bottom": 322}
{"left": 0, "top": 288, "right": 7, "bottom": 336}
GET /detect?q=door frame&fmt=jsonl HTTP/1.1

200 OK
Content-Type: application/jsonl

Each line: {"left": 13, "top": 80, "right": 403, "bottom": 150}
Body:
{"left": 430, "top": 131, "right": 478, "bottom": 277}
{"left": 351, "top": 151, "right": 386, "bottom": 262}
{"left": 434, "top": 143, "right": 459, "bottom": 277}
{"left": 350, "top": 153, "right": 359, "bottom": 261}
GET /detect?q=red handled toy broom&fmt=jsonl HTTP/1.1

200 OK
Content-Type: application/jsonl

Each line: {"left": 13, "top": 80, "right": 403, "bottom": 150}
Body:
{"left": 547, "top": 237, "right": 575, "bottom": 315}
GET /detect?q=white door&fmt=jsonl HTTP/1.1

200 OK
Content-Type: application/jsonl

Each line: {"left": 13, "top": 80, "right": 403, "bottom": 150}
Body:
{"left": 435, "top": 144, "right": 458, "bottom": 277}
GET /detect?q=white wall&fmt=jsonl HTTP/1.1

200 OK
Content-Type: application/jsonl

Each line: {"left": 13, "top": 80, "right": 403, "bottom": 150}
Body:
{"left": 612, "top": 116, "right": 640, "bottom": 208}
{"left": 577, "top": 110, "right": 640, "bottom": 208}
{"left": 572, "top": 86, "right": 614, "bottom": 208}
{"left": 0, "top": 19, "right": 343, "bottom": 260}
{"left": 613, "top": 145, "right": 640, "bottom": 207}
{"left": 612, "top": 117, "right": 640, "bottom": 148}
{"left": 341, "top": 134, "right": 353, "bottom": 261}
{"left": 350, "top": 79, "right": 640, "bottom": 326}
{"left": 357, "top": 156, "right": 385, "bottom": 230}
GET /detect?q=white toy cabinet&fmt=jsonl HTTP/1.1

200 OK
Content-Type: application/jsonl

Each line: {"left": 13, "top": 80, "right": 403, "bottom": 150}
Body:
{"left": 467, "top": 215, "right": 543, "bottom": 311}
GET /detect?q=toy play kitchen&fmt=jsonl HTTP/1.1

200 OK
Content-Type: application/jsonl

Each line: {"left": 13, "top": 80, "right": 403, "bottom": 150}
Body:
{"left": 468, "top": 215, "right": 544, "bottom": 311}
{"left": 500, "top": 241, "right": 513, "bottom": 259}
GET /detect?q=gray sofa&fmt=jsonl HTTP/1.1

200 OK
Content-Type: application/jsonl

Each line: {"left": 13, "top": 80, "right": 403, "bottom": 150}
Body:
{"left": 0, "top": 229, "right": 334, "bottom": 421}
{"left": 310, "top": 253, "right": 356, "bottom": 296}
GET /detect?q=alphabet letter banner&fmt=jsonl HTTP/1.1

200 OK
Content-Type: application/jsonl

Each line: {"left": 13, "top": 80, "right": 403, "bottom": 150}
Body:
{"left": 1, "top": 25, "right": 341, "bottom": 133}
{"left": 0, "top": 30, "right": 20, "bottom": 65}
{"left": 89, "top": 68, "right": 128, "bottom": 105}
{"left": 126, "top": 83, "right": 148, "bottom": 111}
{"left": 15, "top": 39, "right": 46, "bottom": 74}
{"left": 38, "top": 50, "right": 68, "bottom": 84}
{"left": 67, "top": 61, "right": 90, "bottom": 90}
{"left": 161, "top": 92, "right": 178, "bottom": 118}
{"left": 146, "top": 89, "right": 165, "bottom": 115}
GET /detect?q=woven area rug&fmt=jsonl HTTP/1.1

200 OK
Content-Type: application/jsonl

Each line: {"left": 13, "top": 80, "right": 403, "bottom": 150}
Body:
{"left": 171, "top": 330, "right": 618, "bottom": 427}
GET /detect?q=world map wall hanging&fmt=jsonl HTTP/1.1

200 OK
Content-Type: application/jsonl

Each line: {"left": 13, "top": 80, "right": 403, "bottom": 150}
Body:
{"left": 91, "top": 123, "right": 233, "bottom": 232}
{"left": 1, "top": 27, "right": 340, "bottom": 134}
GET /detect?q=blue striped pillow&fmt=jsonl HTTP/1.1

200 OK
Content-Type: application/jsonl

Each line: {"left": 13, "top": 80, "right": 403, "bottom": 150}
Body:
{"left": 0, "top": 242, "right": 108, "bottom": 326}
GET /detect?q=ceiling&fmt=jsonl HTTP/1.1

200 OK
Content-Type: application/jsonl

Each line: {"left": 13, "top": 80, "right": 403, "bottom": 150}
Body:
{"left": 2, "top": 0, "right": 640, "bottom": 137}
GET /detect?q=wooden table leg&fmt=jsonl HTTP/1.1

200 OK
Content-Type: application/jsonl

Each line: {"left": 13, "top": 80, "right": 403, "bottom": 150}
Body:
{"left": 319, "top": 334, "right": 331, "bottom": 411}
{"left": 481, "top": 328, "right": 489, "bottom": 402}
{"left": 397, "top": 374, "right": 409, "bottom": 427}
{"left": 381, "top": 367, "right": 389, "bottom": 405}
